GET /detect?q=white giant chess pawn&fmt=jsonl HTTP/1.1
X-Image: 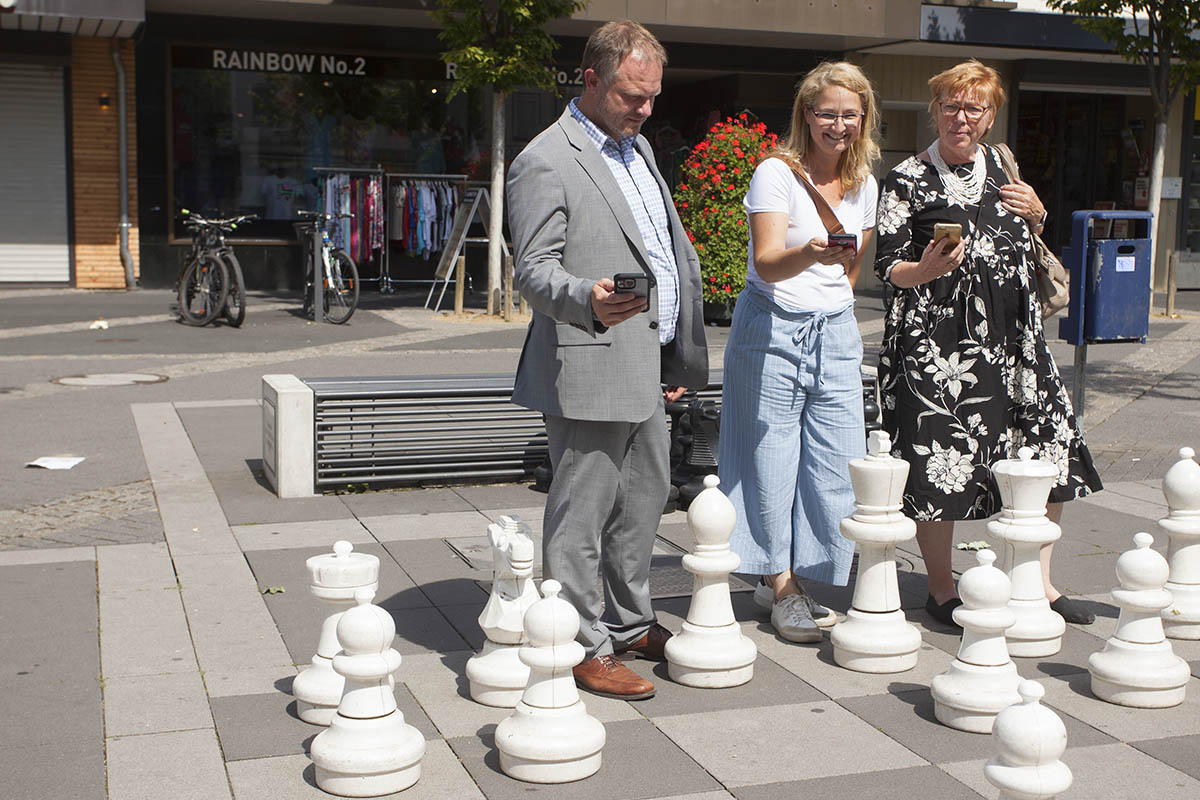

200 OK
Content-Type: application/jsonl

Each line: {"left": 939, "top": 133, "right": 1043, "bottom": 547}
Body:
{"left": 293, "top": 541, "right": 380, "bottom": 726}
{"left": 987, "top": 447, "right": 1065, "bottom": 657}
{"left": 831, "top": 430, "right": 922, "bottom": 673}
{"left": 1159, "top": 446, "right": 1200, "bottom": 640}
{"left": 984, "top": 681, "right": 1073, "bottom": 800}
{"left": 495, "top": 579, "right": 605, "bottom": 783}
{"left": 467, "top": 515, "right": 540, "bottom": 707}
{"left": 1088, "top": 532, "right": 1190, "bottom": 708}
{"left": 310, "top": 589, "right": 425, "bottom": 797}
{"left": 665, "top": 474, "right": 757, "bottom": 687}
{"left": 932, "top": 550, "right": 1022, "bottom": 733}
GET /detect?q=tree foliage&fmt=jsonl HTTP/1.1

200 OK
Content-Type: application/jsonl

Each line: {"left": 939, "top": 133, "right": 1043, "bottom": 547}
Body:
{"left": 1046, "top": 1, "right": 1200, "bottom": 118}
{"left": 431, "top": 0, "right": 587, "bottom": 99}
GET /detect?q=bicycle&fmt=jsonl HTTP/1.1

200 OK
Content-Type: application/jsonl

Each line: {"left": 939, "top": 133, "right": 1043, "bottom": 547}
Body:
{"left": 176, "top": 209, "right": 256, "bottom": 327}
{"left": 295, "top": 210, "right": 359, "bottom": 324}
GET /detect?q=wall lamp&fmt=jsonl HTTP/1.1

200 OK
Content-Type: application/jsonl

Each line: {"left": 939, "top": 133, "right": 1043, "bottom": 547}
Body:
{"left": 98, "top": 92, "right": 111, "bottom": 109}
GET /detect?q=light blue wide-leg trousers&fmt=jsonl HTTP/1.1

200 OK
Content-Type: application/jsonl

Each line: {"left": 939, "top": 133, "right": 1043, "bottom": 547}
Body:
{"left": 719, "top": 289, "right": 864, "bottom": 586}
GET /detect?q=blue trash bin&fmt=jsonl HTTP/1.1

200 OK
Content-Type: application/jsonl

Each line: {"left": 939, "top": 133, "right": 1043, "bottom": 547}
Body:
{"left": 1059, "top": 210, "right": 1154, "bottom": 345}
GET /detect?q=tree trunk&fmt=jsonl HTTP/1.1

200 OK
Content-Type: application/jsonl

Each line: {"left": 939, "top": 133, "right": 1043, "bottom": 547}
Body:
{"left": 1147, "top": 118, "right": 1167, "bottom": 292}
{"left": 488, "top": 90, "right": 507, "bottom": 316}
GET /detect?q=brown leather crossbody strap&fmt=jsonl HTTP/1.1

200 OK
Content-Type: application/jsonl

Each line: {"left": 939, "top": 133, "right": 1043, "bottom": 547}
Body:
{"left": 792, "top": 167, "right": 845, "bottom": 235}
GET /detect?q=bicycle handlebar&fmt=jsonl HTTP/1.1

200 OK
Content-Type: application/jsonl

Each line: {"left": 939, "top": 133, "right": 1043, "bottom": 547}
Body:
{"left": 296, "top": 210, "right": 353, "bottom": 221}
{"left": 179, "top": 209, "right": 258, "bottom": 229}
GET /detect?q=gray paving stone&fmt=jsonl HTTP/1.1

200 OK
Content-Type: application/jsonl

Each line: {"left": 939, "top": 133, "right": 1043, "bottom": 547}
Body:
{"left": 1038, "top": 671, "right": 1200, "bottom": 741}
{"left": 104, "top": 671, "right": 213, "bottom": 737}
{"left": 211, "top": 685, "right": 438, "bottom": 762}
{"left": 435, "top": 601, "right": 488, "bottom": 652}
{"left": 654, "top": 700, "right": 926, "bottom": 786}
{"left": 448, "top": 718, "right": 722, "bottom": 800}
{"left": 0, "top": 545, "right": 95, "bottom": 565}
{"left": 941, "top": 741, "right": 1200, "bottom": 799}
{"left": 732, "top": 765, "right": 984, "bottom": 800}
{"left": 97, "top": 541, "right": 177, "bottom": 595}
{"left": 99, "top": 588, "right": 197, "bottom": 677}
{"left": 232, "top": 518, "right": 375, "bottom": 551}
{"left": 248, "top": 543, "right": 436, "bottom": 663}
{"left": 360, "top": 510, "right": 492, "bottom": 542}
{"left": 0, "top": 736, "right": 106, "bottom": 800}
{"left": 383, "top": 538, "right": 489, "bottom": 607}
{"left": 225, "top": 741, "right": 485, "bottom": 800}
{"left": 1129, "top": 733, "right": 1200, "bottom": 781}
{"left": 400, "top": 651, "right": 641, "bottom": 740}
{"left": 621, "top": 650, "right": 823, "bottom": 716}
{"left": 106, "top": 728, "right": 232, "bottom": 800}
{"left": 341, "top": 487, "right": 475, "bottom": 516}
{"left": 837, "top": 682, "right": 1114, "bottom": 765}
{"left": 452, "top": 482, "right": 545, "bottom": 511}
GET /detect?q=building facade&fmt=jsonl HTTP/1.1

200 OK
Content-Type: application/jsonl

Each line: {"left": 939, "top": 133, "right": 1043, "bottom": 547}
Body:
{"left": 0, "top": 0, "right": 1194, "bottom": 291}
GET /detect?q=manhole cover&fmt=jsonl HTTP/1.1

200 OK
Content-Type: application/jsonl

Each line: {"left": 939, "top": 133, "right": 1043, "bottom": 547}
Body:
{"left": 53, "top": 373, "right": 168, "bottom": 387}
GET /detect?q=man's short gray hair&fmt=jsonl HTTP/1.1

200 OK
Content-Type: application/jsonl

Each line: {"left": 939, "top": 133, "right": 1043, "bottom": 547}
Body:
{"left": 581, "top": 19, "right": 667, "bottom": 85}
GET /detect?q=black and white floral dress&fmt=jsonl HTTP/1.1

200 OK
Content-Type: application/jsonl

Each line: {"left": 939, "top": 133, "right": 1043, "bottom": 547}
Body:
{"left": 874, "top": 146, "right": 1102, "bottom": 521}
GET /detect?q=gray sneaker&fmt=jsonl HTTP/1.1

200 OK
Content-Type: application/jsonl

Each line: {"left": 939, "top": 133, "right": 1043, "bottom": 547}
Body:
{"left": 770, "top": 594, "right": 822, "bottom": 643}
{"left": 754, "top": 580, "right": 838, "bottom": 628}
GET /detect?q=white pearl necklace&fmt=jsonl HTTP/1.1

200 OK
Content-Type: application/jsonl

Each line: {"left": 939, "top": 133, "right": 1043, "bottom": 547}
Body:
{"left": 928, "top": 140, "right": 986, "bottom": 206}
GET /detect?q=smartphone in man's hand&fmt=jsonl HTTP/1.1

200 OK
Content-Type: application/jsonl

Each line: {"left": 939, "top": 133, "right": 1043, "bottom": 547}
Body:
{"left": 613, "top": 273, "right": 651, "bottom": 312}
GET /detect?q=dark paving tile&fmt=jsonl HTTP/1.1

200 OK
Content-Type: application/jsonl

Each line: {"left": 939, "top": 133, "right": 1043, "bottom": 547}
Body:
{"left": 246, "top": 543, "right": 432, "bottom": 663}
{"left": 212, "top": 684, "right": 438, "bottom": 762}
{"left": 0, "top": 563, "right": 105, "bottom": 800}
{"left": 0, "top": 738, "right": 106, "bottom": 800}
{"left": 341, "top": 487, "right": 475, "bottom": 516}
{"left": 211, "top": 470, "right": 355, "bottom": 526}
{"left": 733, "top": 765, "right": 984, "bottom": 800}
{"left": 437, "top": 601, "right": 488, "bottom": 652}
{"left": 1129, "top": 733, "right": 1200, "bottom": 781}
{"left": 390, "top": 606, "right": 472, "bottom": 656}
{"left": 622, "top": 649, "right": 823, "bottom": 717}
{"left": 447, "top": 718, "right": 721, "bottom": 800}
{"left": 452, "top": 483, "right": 544, "bottom": 511}
{"left": 383, "top": 538, "right": 489, "bottom": 607}
{"left": 838, "top": 685, "right": 1114, "bottom": 765}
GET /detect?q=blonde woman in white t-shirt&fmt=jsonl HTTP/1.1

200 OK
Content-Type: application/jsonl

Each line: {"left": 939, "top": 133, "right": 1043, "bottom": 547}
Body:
{"left": 719, "top": 62, "right": 880, "bottom": 642}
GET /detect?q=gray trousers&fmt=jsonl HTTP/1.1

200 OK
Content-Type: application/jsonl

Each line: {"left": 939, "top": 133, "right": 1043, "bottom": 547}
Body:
{"left": 542, "top": 398, "right": 669, "bottom": 658}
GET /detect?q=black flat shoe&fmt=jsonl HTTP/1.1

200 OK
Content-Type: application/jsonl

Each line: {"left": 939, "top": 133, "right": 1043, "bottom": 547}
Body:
{"left": 925, "top": 595, "right": 964, "bottom": 629}
{"left": 1051, "top": 595, "right": 1096, "bottom": 625}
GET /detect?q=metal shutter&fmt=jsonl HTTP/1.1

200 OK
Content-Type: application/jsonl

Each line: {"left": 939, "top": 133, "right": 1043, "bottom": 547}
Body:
{"left": 0, "top": 64, "right": 70, "bottom": 283}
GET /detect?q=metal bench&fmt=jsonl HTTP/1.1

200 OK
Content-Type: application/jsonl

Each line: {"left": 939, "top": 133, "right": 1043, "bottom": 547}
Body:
{"left": 261, "top": 370, "right": 877, "bottom": 497}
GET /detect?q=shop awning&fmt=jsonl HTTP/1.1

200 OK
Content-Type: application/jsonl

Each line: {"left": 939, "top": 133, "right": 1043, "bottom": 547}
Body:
{"left": 0, "top": 0, "right": 144, "bottom": 38}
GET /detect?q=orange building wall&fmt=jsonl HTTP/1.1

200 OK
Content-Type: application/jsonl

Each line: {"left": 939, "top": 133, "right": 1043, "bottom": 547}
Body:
{"left": 70, "top": 37, "right": 139, "bottom": 289}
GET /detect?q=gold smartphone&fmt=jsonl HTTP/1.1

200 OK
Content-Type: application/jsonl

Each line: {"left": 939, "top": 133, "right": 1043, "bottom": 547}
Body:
{"left": 933, "top": 222, "right": 962, "bottom": 246}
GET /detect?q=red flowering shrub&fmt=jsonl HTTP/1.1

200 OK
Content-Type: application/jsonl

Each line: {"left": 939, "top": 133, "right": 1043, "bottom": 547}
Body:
{"left": 674, "top": 114, "right": 778, "bottom": 304}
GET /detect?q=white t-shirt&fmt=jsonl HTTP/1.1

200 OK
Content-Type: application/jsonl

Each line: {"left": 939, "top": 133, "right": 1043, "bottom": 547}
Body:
{"left": 743, "top": 157, "right": 877, "bottom": 311}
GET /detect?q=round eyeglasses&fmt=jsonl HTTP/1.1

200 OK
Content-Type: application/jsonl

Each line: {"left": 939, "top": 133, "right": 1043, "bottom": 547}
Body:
{"left": 809, "top": 108, "right": 864, "bottom": 124}
{"left": 940, "top": 102, "right": 989, "bottom": 121}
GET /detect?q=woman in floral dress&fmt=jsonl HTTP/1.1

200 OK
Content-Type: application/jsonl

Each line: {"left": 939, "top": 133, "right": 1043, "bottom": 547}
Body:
{"left": 874, "top": 60, "right": 1102, "bottom": 627}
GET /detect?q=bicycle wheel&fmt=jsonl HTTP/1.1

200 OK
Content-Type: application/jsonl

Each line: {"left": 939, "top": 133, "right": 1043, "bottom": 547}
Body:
{"left": 220, "top": 252, "right": 246, "bottom": 327}
{"left": 178, "top": 253, "right": 229, "bottom": 326}
{"left": 323, "top": 249, "right": 359, "bottom": 324}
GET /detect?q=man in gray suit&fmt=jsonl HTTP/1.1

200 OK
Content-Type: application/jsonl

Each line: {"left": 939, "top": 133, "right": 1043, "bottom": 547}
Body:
{"left": 507, "top": 20, "right": 708, "bottom": 699}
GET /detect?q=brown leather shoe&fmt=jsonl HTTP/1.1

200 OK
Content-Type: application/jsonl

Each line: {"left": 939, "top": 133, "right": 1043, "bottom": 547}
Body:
{"left": 618, "top": 622, "right": 673, "bottom": 662}
{"left": 572, "top": 654, "right": 656, "bottom": 700}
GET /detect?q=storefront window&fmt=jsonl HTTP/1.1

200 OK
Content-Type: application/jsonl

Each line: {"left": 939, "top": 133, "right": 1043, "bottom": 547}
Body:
{"left": 170, "top": 45, "right": 487, "bottom": 240}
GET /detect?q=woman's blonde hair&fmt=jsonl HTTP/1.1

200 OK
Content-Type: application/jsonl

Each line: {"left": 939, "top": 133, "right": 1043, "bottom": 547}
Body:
{"left": 770, "top": 61, "right": 880, "bottom": 192}
{"left": 926, "top": 59, "right": 1006, "bottom": 130}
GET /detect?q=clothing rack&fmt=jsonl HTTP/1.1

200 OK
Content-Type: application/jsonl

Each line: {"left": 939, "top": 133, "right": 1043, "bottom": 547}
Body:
{"left": 313, "top": 165, "right": 386, "bottom": 285}
{"left": 380, "top": 172, "right": 469, "bottom": 294}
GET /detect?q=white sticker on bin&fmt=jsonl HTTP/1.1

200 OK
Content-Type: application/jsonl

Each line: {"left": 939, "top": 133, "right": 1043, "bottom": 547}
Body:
{"left": 1115, "top": 255, "right": 1135, "bottom": 273}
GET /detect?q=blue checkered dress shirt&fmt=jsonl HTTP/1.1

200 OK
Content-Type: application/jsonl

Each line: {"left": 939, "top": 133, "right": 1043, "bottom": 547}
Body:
{"left": 569, "top": 99, "right": 679, "bottom": 344}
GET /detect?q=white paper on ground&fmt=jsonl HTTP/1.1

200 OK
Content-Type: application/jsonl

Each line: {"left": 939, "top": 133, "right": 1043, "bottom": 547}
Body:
{"left": 25, "top": 456, "right": 85, "bottom": 470}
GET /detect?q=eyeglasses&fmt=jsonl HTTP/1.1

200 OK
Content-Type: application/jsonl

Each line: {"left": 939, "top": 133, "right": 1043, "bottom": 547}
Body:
{"left": 940, "top": 102, "right": 989, "bottom": 121}
{"left": 809, "top": 108, "right": 864, "bottom": 125}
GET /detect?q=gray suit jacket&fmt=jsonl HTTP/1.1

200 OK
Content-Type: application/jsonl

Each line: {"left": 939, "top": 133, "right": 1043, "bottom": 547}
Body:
{"left": 507, "top": 107, "right": 708, "bottom": 423}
